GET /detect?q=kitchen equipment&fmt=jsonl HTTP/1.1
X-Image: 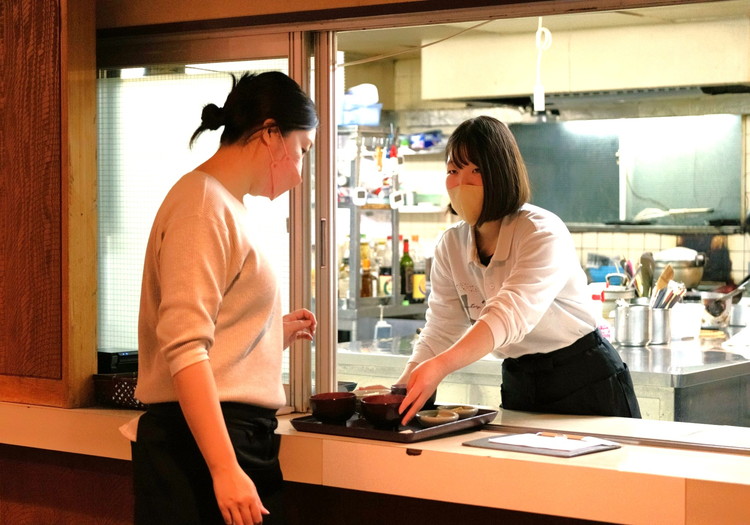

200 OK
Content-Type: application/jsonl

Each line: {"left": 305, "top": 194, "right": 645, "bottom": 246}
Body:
{"left": 415, "top": 409, "right": 460, "bottom": 427}
{"left": 310, "top": 392, "right": 356, "bottom": 423}
{"left": 653, "top": 264, "right": 674, "bottom": 293}
{"left": 600, "top": 285, "right": 635, "bottom": 319}
{"left": 650, "top": 308, "right": 671, "bottom": 345}
{"left": 699, "top": 292, "right": 732, "bottom": 329}
{"left": 290, "top": 408, "right": 498, "bottom": 443}
{"left": 337, "top": 380, "right": 358, "bottom": 392}
{"left": 670, "top": 302, "right": 703, "bottom": 339}
{"left": 614, "top": 302, "right": 651, "bottom": 346}
{"left": 633, "top": 207, "right": 713, "bottom": 222}
{"left": 353, "top": 386, "right": 391, "bottom": 412}
{"left": 97, "top": 348, "right": 138, "bottom": 374}
{"left": 437, "top": 405, "right": 480, "bottom": 419}
{"left": 730, "top": 298, "right": 750, "bottom": 326}
{"left": 360, "top": 394, "right": 405, "bottom": 428}
{"left": 640, "top": 252, "right": 655, "bottom": 297}
{"left": 390, "top": 384, "right": 437, "bottom": 411}
{"left": 653, "top": 247, "right": 705, "bottom": 289}
{"left": 705, "top": 285, "right": 746, "bottom": 317}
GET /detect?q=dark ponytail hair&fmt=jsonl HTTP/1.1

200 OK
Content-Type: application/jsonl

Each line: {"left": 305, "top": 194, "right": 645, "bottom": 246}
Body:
{"left": 189, "top": 71, "right": 318, "bottom": 148}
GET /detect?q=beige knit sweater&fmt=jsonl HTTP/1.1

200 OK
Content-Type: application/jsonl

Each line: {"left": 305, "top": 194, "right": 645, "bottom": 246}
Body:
{"left": 135, "top": 171, "right": 286, "bottom": 409}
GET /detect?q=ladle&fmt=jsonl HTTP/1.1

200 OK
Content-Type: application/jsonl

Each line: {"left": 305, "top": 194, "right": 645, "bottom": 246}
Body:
{"left": 705, "top": 285, "right": 746, "bottom": 317}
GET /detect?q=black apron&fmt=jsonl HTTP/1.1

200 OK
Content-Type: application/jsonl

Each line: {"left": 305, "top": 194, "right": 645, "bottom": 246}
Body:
{"left": 501, "top": 330, "right": 642, "bottom": 418}
{"left": 131, "top": 401, "right": 284, "bottom": 525}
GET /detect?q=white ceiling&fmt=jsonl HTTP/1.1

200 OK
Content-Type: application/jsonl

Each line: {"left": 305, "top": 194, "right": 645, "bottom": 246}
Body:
{"left": 337, "top": 0, "right": 750, "bottom": 59}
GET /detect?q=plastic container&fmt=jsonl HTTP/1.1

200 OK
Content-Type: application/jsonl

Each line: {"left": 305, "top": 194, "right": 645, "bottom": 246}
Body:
{"left": 373, "top": 305, "right": 392, "bottom": 340}
{"left": 587, "top": 265, "right": 622, "bottom": 283}
{"left": 670, "top": 302, "right": 703, "bottom": 340}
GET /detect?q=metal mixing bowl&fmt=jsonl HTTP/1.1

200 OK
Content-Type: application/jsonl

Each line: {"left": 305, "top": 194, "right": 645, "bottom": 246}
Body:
{"left": 653, "top": 247, "right": 706, "bottom": 289}
{"left": 653, "top": 261, "right": 704, "bottom": 289}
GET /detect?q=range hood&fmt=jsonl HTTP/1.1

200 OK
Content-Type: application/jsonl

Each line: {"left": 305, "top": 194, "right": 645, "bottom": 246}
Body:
{"left": 464, "top": 85, "right": 750, "bottom": 109}
{"left": 422, "top": 18, "right": 750, "bottom": 106}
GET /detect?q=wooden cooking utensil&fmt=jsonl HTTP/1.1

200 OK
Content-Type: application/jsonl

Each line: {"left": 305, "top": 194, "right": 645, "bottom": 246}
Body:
{"left": 654, "top": 264, "right": 674, "bottom": 293}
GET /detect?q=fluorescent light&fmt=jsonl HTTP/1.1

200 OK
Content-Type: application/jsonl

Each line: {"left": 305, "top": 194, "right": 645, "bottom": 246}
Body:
{"left": 120, "top": 67, "right": 146, "bottom": 79}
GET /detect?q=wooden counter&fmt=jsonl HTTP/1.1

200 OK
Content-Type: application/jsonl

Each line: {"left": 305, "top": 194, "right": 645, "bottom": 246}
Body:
{"left": 2, "top": 401, "right": 749, "bottom": 524}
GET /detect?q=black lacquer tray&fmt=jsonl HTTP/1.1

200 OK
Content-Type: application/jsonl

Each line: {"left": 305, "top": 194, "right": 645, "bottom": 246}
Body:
{"left": 290, "top": 408, "right": 498, "bottom": 443}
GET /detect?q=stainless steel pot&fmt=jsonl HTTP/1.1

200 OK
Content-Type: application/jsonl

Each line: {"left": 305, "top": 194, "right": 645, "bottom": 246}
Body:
{"left": 653, "top": 247, "right": 705, "bottom": 289}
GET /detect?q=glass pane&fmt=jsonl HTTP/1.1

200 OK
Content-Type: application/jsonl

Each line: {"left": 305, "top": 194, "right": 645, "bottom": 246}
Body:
{"left": 333, "top": 5, "right": 750, "bottom": 424}
{"left": 333, "top": 35, "right": 456, "bottom": 398}
{"left": 97, "top": 59, "right": 294, "bottom": 384}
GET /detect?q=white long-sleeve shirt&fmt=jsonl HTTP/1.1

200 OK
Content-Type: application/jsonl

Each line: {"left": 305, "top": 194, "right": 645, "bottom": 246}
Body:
{"left": 410, "top": 203, "right": 596, "bottom": 363}
{"left": 135, "top": 171, "right": 286, "bottom": 409}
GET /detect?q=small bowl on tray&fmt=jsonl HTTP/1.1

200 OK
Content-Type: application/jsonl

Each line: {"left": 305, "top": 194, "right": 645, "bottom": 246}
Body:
{"left": 436, "top": 405, "right": 479, "bottom": 419}
{"left": 353, "top": 386, "right": 391, "bottom": 412}
{"left": 390, "top": 383, "right": 438, "bottom": 411}
{"left": 415, "top": 409, "right": 459, "bottom": 427}
{"left": 360, "top": 394, "right": 405, "bottom": 429}
{"left": 310, "top": 391, "right": 356, "bottom": 423}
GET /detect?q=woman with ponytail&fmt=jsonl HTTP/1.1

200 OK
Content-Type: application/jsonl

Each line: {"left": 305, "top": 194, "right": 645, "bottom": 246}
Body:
{"left": 128, "top": 71, "right": 318, "bottom": 525}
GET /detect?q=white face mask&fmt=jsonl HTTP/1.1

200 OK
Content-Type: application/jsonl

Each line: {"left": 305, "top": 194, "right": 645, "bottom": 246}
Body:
{"left": 265, "top": 135, "right": 301, "bottom": 200}
{"left": 448, "top": 185, "right": 484, "bottom": 225}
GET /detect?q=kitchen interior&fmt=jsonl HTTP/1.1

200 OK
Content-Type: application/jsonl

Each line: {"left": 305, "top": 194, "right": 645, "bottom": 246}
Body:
{"left": 332, "top": 1, "right": 750, "bottom": 428}
{"left": 4, "top": 2, "right": 750, "bottom": 524}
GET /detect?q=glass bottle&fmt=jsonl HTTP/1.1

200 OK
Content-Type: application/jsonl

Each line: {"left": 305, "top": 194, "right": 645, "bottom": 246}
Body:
{"left": 338, "top": 257, "right": 350, "bottom": 302}
{"left": 360, "top": 259, "right": 376, "bottom": 298}
{"left": 374, "top": 240, "right": 390, "bottom": 297}
{"left": 400, "top": 237, "right": 414, "bottom": 302}
{"left": 411, "top": 235, "right": 426, "bottom": 303}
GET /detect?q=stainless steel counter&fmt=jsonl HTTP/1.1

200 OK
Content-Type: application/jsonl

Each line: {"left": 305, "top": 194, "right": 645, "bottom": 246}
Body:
{"left": 338, "top": 331, "right": 750, "bottom": 426}
{"left": 617, "top": 335, "right": 750, "bottom": 388}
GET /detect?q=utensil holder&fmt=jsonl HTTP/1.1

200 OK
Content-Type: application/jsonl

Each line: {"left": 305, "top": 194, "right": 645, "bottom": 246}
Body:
{"left": 650, "top": 308, "right": 671, "bottom": 345}
{"left": 614, "top": 303, "right": 651, "bottom": 346}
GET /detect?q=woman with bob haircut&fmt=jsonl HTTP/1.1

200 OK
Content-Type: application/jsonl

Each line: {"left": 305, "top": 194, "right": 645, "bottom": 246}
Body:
{"left": 397, "top": 115, "right": 640, "bottom": 424}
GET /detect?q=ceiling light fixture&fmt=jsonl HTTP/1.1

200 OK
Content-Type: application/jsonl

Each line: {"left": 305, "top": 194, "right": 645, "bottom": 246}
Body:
{"left": 533, "top": 17, "right": 552, "bottom": 112}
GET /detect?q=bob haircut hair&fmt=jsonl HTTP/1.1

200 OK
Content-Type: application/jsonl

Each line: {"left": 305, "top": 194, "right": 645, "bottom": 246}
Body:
{"left": 445, "top": 116, "right": 531, "bottom": 227}
{"left": 190, "top": 71, "right": 318, "bottom": 148}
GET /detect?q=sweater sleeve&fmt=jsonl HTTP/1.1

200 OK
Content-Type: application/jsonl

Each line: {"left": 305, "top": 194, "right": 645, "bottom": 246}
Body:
{"left": 155, "top": 214, "right": 235, "bottom": 376}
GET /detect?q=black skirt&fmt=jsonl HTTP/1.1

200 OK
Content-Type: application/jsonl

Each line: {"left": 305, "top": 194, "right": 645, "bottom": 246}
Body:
{"left": 501, "top": 330, "right": 642, "bottom": 418}
{"left": 131, "top": 401, "right": 284, "bottom": 525}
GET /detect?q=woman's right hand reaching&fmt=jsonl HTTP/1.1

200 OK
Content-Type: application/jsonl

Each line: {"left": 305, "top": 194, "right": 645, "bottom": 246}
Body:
{"left": 398, "top": 357, "right": 449, "bottom": 425}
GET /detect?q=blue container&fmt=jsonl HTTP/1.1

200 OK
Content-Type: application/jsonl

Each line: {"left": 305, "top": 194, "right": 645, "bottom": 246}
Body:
{"left": 588, "top": 265, "right": 624, "bottom": 284}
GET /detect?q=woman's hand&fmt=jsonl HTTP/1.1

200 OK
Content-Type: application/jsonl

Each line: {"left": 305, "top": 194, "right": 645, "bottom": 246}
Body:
{"left": 213, "top": 465, "right": 269, "bottom": 525}
{"left": 398, "top": 357, "right": 448, "bottom": 425}
{"left": 173, "top": 361, "right": 269, "bottom": 525}
{"left": 212, "top": 466, "right": 268, "bottom": 525}
{"left": 282, "top": 308, "right": 316, "bottom": 348}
